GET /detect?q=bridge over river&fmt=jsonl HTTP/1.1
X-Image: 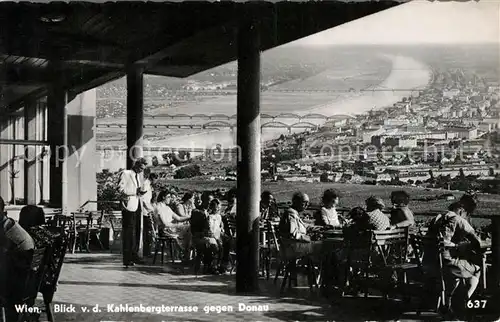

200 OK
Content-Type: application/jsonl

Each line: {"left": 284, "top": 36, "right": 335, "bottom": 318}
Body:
{"left": 97, "top": 113, "right": 354, "bottom": 131}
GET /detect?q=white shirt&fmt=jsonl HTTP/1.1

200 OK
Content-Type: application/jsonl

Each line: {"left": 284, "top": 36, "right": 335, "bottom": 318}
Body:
{"left": 207, "top": 214, "right": 224, "bottom": 240}
{"left": 141, "top": 179, "right": 154, "bottom": 215}
{"left": 119, "top": 170, "right": 142, "bottom": 212}
{"left": 321, "top": 207, "right": 341, "bottom": 227}
{"left": 153, "top": 203, "right": 176, "bottom": 229}
{"left": 225, "top": 203, "right": 236, "bottom": 218}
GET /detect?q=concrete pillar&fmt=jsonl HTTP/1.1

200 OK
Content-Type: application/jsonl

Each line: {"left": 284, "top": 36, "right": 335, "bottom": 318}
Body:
{"left": 235, "top": 17, "right": 261, "bottom": 293}
{"left": 24, "top": 100, "right": 38, "bottom": 205}
{"left": 126, "top": 65, "right": 144, "bottom": 169}
{"left": 47, "top": 67, "right": 67, "bottom": 209}
{"left": 66, "top": 90, "right": 98, "bottom": 213}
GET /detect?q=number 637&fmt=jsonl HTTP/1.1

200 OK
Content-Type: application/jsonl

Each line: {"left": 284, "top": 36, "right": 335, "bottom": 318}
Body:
{"left": 467, "top": 300, "right": 487, "bottom": 309}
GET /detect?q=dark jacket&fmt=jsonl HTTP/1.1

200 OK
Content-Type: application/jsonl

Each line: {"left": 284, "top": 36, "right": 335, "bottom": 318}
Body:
{"left": 0, "top": 215, "right": 35, "bottom": 302}
{"left": 190, "top": 209, "right": 209, "bottom": 239}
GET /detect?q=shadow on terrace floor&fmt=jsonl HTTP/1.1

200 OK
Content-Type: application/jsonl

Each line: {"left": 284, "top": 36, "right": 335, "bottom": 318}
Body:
{"left": 59, "top": 253, "right": 432, "bottom": 320}
{"left": 61, "top": 253, "right": 500, "bottom": 321}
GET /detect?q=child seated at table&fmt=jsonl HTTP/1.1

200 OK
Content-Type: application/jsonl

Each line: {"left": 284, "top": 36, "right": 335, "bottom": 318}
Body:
{"left": 205, "top": 199, "right": 226, "bottom": 273}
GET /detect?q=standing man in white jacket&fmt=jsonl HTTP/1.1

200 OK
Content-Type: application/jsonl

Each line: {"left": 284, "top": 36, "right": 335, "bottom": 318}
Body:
{"left": 119, "top": 158, "right": 147, "bottom": 267}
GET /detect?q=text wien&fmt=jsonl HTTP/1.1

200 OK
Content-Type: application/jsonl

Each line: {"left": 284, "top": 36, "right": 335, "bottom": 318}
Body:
{"left": 14, "top": 304, "right": 41, "bottom": 314}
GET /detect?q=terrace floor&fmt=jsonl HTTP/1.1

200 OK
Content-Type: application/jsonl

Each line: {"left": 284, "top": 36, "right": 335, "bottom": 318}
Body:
{"left": 29, "top": 252, "right": 462, "bottom": 322}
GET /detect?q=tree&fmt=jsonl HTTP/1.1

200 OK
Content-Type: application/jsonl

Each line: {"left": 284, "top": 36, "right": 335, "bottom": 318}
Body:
{"left": 162, "top": 153, "right": 171, "bottom": 165}
{"left": 97, "top": 171, "right": 127, "bottom": 212}
{"left": 320, "top": 172, "right": 330, "bottom": 183}
{"left": 162, "top": 152, "right": 183, "bottom": 166}
{"left": 174, "top": 165, "right": 202, "bottom": 179}
{"left": 178, "top": 151, "right": 189, "bottom": 161}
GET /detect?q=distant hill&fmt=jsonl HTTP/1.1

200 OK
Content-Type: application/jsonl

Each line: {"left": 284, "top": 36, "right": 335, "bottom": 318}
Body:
{"left": 99, "top": 44, "right": 498, "bottom": 93}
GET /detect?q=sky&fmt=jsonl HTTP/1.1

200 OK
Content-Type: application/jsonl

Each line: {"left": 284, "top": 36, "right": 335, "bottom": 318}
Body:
{"left": 293, "top": 0, "right": 499, "bottom": 46}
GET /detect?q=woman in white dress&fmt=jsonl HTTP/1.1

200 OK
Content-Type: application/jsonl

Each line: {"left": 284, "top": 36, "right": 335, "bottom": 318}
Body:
{"left": 315, "top": 189, "right": 343, "bottom": 227}
{"left": 152, "top": 190, "right": 192, "bottom": 256}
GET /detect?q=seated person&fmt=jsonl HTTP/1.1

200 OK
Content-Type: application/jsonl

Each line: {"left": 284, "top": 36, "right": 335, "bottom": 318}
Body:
{"left": 18, "top": 204, "right": 62, "bottom": 298}
{"left": 342, "top": 206, "right": 373, "bottom": 259}
{"left": 459, "top": 193, "right": 478, "bottom": 219}
{"left": 169, "top": 191, "right": 180, "bottom": 210}
{"left": 0, "top": 198, "right": 35, "bottom": 253}
{"left": 389, "top": 191, "right": 415, "bottom": 229}
{"left": 221, "top": 192, "right": 237, "bottom": 273}
{"left": 153, "top": 190, "right": 191, "bottom": 259}
{"left": 365, "top": 196, "right": 390, "bottom": 231}
{"left": 190, "top": 191, "right": 216, "bottom": 273}
{"left": 424, "top": 201, "right": 482, "bottom": 309}
{"left": 0, "top": 197, "right": 35, "bottom": 320}
{"left": 224, "top": 188, "right": 237, "bottom": 219}
{"left": 343, "top": 206, "right": 392, "bottom": 290}
{"left": 343, "top": 207, "right": 371, "bottom": 238}
{"left": 279, "top": 192, "right": 322, "bottom": 260}
{"left": 193, "top": 192, "right": 203, "bottom": 210}
{"left": 260, "top": 191, "right": 278, "bottom": 221}
{"left": 205, "top": 199, "right": 228, "bottom": 273}
{"left": 190, "top": 192, "right": 214, "bottom": 244}
{"left": 221, "top": 188, "right": 236, "bottom": 237}
{"left": 19, "top": 205, "right": 58, "bottom": 249}
{"left": 315, "top": 189, "right": 343, "bottom": 228}
{"left": 324, "top": 207, "right": 371, "bottom": 288}
{"left": 175, "top": 192, "right": 196, "bottom": 220}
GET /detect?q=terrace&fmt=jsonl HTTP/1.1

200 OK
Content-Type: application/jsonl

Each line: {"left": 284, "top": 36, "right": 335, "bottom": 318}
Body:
{"left": 25, "top": 204, "right": 498, "bottom": 321}
{"left": 1, "top": 1, "right": 500, "bottom": 321}
{"left": 35, "top": 251, "right": 483, "bottom": 322}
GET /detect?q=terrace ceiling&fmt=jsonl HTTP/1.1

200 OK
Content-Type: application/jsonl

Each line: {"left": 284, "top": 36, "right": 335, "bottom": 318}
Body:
{"left": 0, "top": 1, "right": 403, "bottom": 113}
